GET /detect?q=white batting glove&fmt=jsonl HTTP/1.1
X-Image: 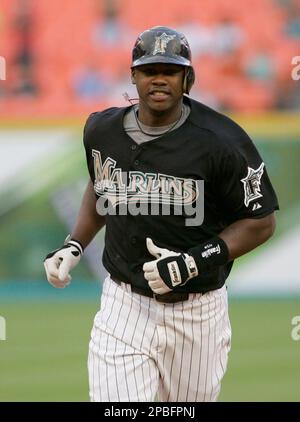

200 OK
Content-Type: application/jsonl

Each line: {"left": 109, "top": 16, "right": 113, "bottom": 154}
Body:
{"left": 43, "top": 238, "right": 83, "bottom": 289}
{"left": 143, "top": 238, "right": 198, "bottom": 295}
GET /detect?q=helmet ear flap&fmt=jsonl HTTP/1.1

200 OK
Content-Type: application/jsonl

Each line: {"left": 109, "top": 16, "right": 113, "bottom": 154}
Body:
{"left": 183, "top": 67, "right": 195, "bottom": 94}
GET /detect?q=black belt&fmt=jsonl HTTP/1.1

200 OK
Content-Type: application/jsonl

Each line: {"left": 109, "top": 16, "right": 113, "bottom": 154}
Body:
{"left": 111, "top": 276, "right": 189, "bottom": 304}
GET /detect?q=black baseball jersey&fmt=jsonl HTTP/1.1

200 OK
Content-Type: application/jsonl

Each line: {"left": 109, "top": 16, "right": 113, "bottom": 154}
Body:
{"left": 83, "top": 96, "right": 279, "bottom": 294}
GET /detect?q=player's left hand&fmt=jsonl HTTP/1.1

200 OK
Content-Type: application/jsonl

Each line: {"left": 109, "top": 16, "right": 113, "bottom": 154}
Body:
{"left": 143, "top": 238, "right": 199, "bottom": 295}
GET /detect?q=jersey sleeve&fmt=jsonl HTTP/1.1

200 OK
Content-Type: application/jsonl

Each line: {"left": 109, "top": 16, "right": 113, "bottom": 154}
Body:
{"left": 83, "top": 112, "right": 99, "bottom": 183}
{"left": 214, "top": 132, "right": 279, "bottom": 222}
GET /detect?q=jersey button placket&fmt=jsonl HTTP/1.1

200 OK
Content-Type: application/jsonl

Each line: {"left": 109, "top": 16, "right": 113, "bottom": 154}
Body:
{"left": 130, "top": 145, "right": 142, "bottom": 168}
{"left": 131, "top": 236, "right": 137, "bottom": 245}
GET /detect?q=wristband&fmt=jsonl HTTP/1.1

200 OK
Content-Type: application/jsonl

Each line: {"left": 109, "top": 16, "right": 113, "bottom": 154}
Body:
{"left": 188, "top": 236, "right": 229, "bottom": 273}
{"left": 64, "top": 234, "right": 84, "bottom": 255}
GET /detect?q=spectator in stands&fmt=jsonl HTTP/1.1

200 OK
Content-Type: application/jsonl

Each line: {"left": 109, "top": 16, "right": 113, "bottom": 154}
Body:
{"left": 12, "top": 0, "right": 38, "bottom": 97}
{"left": 91, "top": 0, "right": 132, "bottom": 48}
{"left": 244, "top": 48, "right": 276, "bottom": 81}
{"left": 283, "top": 0, "right": 300, "bottom": 39}
{"left": 176, "top": 21, "right": 215, "bottom": 58}
{"left": 213, "top": 18, "right": 245, "bottom": 55}
{"left": 72, "top": 63, "right": 110, "bottom": 102}
{"left": 177, "top": 18, "right": 245, "bottom": 59}
{"left": 11, "top": 66, "right": 38, "bottom": 97}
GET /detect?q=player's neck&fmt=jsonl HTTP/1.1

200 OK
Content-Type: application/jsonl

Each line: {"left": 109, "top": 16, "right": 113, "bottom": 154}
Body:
{"left": 137, "top": 102, "right": 183, "bottom": 127}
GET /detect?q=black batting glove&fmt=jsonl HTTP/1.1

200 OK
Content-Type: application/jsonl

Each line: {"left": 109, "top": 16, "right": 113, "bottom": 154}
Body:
{"left": 143, "top": 236, "right": 229, "bottom": 295}
{"left": 143, "top": 238, "right": 198, "bottom": 294}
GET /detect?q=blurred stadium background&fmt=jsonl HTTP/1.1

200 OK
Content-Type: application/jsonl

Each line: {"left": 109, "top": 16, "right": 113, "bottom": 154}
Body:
{"left": 0, "top": 0, "right": 299, "bottom": 402}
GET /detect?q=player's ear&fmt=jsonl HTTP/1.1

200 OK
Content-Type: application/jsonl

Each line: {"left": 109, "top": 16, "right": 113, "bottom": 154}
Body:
{"left": 131, "top": 69, "right": 136, "bottom": 84}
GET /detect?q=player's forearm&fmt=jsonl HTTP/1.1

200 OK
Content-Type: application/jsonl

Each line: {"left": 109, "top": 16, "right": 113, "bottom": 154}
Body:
{"left": 219, "top": 213, "right": 276, "bottom": 261}
{"left": 71, "top": 179, "right": 105, "bottom": 249}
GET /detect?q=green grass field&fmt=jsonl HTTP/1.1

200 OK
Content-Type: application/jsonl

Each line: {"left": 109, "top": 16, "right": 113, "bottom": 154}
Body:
{"left": 0, "top": 299, "right": 299, "bottom": 402}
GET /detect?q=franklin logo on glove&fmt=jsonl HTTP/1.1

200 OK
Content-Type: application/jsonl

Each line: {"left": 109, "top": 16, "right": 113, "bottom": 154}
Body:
{"left": 167, "top": 261, "right": 182, "bottom": 286}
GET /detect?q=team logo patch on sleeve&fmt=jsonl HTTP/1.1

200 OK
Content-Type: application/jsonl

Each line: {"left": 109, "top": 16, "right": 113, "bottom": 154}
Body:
{"left": 241, "top": 163, "right": 265, "bottom": 207}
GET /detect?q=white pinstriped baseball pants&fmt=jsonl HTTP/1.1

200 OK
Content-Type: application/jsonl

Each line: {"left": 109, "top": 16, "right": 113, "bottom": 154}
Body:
{"left": 88, "top": 275, "right": 231, "bottom": 402}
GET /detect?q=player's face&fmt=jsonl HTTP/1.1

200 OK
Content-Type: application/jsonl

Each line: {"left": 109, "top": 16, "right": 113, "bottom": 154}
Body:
{"left": 131, "top": 63, "right": 185, "bottom": 125}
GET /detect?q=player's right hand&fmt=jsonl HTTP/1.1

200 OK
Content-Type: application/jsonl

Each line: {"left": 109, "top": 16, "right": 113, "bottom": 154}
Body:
{"left": 43, "top": 238, "right": 83, "bottom": 288}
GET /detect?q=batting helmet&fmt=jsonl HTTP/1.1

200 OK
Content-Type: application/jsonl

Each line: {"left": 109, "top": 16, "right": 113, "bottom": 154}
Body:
{"left": 131, "top": 26, "right": 195, "bottom": 94}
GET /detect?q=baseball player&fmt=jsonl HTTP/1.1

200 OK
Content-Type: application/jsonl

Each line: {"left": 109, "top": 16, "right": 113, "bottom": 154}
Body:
{"left": 44, "top": 26, "right": 279, "bottom": 402}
